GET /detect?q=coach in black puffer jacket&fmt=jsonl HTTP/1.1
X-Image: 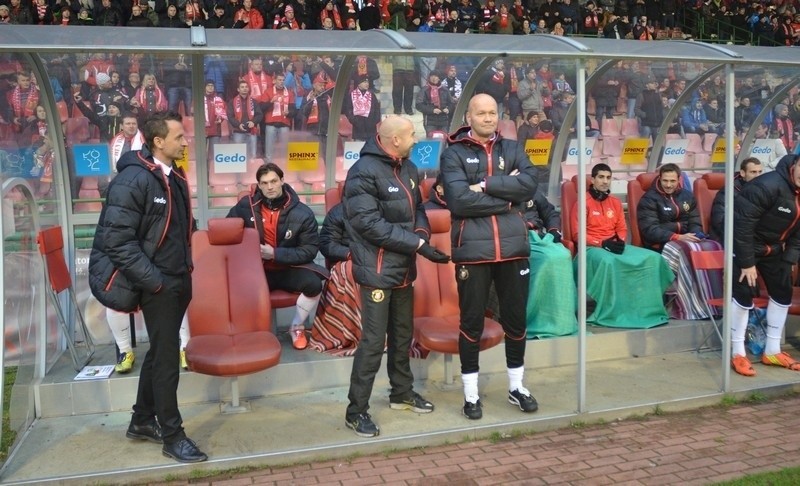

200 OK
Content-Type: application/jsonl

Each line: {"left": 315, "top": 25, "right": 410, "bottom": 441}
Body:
{"left": 734, "top": 154, "right": 800, "bottom": 269}
{"left": 636, "top": 167, "right": 702, "bottom": 252}
{"left": 343, "top": 135, "right": 431, "bottom": 289}
{"left": 441, "top": 125, "right": 539, "bottom": 264}
{"left": 89, "top": 145, "right": 194, "bottom": 312}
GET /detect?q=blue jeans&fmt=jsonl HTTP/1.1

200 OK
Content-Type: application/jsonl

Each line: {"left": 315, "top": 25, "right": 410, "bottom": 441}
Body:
{"left": 231, "top": 132, "right": 257, "bottom": 158}
{"left": 167, "top": 87, "right": 192, "bottom": 116}
{"left": 264, "top": 124, "right": 290, "bottom": 162}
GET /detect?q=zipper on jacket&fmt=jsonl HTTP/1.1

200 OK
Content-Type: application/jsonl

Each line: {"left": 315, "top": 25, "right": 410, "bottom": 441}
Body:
{"left": 778, "top": 194, "right": 800, "bottom": 242}
{"left": 376, "top": 248, "right": 384, "bottom": 274}
{"left": 394, "top": 166, "right": 415, "bottom": 225}
{"left": 157, "top": 171, "right": 172, "bottom": 248}
{"left": 104, "top": 269, "right": 119, "bottom": 291}
{"left": 483, "top": 141, "right": 502, "bottom": 260}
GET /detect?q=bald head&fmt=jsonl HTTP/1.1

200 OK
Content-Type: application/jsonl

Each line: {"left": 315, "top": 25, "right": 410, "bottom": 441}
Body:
{"left": 378, "top": 115, "right": 416, "bottom": 159}
{"left": 466, "top": 94, "right": 499, "bottom": 142}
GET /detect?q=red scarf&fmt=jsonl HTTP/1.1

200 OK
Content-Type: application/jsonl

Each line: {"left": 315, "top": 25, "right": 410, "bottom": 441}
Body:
{"left": 499, "top": 12, "right": 508, "bottom": 28}
{"left": 244, "top": 70, "right": 272, "bottom": 101}
{"left": 428, "top": 84, "right": 440, "bottom": 109}
{"left": 233, "top": 95, "right": 258, "bottom": 134}
{"left": 321, "top": 6, "right": 342, "bottom": 29}
{"left": 356, "top": 56, "right": 368, "bottom": 77}
{"left": 11, "top": 86, "right": 39, "bottom": 119}
{"left": 185, "top": 1, "right": 203, "bottom": 22}
{"left": 307, "top": 93, "right": 330, "bottom": 125}
{"left": 266, "top": 85, "right": 291, "bottom": 123}
{"left": 351, "top": 89, "right": 372, "bottom": 117}
{"left": 510, "top": 68, "right": 518, "bottom": 93}
{"left": 492, "top": 69, "right": 504, "bottom": 84}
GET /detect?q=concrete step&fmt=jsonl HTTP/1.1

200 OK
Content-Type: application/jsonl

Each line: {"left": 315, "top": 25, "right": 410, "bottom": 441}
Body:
{"left": 37, "top": 318, "right": 725, "bottom": 418}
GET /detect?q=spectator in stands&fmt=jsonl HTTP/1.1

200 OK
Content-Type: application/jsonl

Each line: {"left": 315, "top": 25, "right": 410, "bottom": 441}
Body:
{"left": 206, "top": 3, "right": 233, "bottom": 28}
{"left": 159, "top": 4, "right": 185, "bottom": 27}
{"left": 358, "top": 0, "right": 382, "bottom": 30}
{"left": 86, "top": 72, "right": 125, "bottom": 117}
{"left": 703, "top": 98, "right": 725, "bottom": 135}
{"left": 532, "top": 18, "right": 549, "bottom": 34}
{"left": 343, "top": 116, "right": 444, "bottom": 438}
{"left": 551, "top": 21, "right": 565, "bottom": 35}
{"left": 477, "top": 59, "right": 510, "bottom": 119}
{"left": 733, "top": 96, "right": 756, "bottom": 134}
{"left": 202, "top": 80, "right": 227, "bottom": 157}
{"left": 571, "top": 163, "right": 673, "bottom": 328}
{"left": 131, "top": 73, "right": 168, "bottom": 124}
{"left": 457, "top": 0, "right": 479, "bottom": 31}
{"left": 517, "top": 66, "right": 544, "bottom": 120}
{"left": 228, "top": 162, "right": 327, "bottom": 350}
{"left": 773, "top": 103, "right": 796, "bottom": 151}
{"left": 0, "top": 5, "right": 11, "bottom": 24}
{"left": 183, "top": 0, "right": 206, "bottom": 26}
{"left": 138, "top": 1, "right": 159, "bottom": 26}
{"left": 320, "top": 0, "right": 343, "bottom": 29}
{"left": 602, "top": 13, "right": 631, "bottom": 38}
{"left": 351, "top": 55, "right": 381, "bottom": 93}
{"left": 391, "top": 54, "right": 416, "bottom": 116}
{"left": 301, "top": 70, "right": 333, "bottom": 147}
{"left": 710, "top": 157, "right": 762, "bottom": 242}
{"left": 490, "top": 3, "right": 520, "bottom": 34}
{"left": 95, "top": 0, "right": 122, "bottom": 26}
{"left": 261, "top": 72, "right": 293, "bottom": 158}
{"left": 681, "top": 98, "right": 712, "bottom": 138}
{"left": 661, "top": 0, "right": 677, "bottom": 30}
{"left": 232, "top": 0, "right": 264, "bottom": 28}
{"left": 591, "top": 65, "right": 622, "bottom": 128}
{"left": 75, "top": 7, "right": 94, "bottom": 25}
{"left": 31, "top": 0, "right": 54, "bottom": 25}
{"left": 637, "top": 163, "right": 703, "bottom": 253}
{"left": 227, "top": 80, "right": 261, "bottom": 157}
{"left": 6, "top": 72, "right": 39, "bottom": 134}
{"left": 634, "top": 75, "right": 664, "bottom": 141}
{"left": 414, "top": 71, "right": 452, "bottom": 137}
{"left": 163, "top": 55, "right": 192, "bottom": 116}
{"left": 539, "top": 0, "right": 560, "bottom": 28}
{"left": 730, "top": 154, "right": 800, "bottom": 376}
{"left": 343, "top": 75, "right": 381, "bottom": 141}
{"left": 73, "top": 92, "right": 123, "bottom": 142}
{"left": 517, "top": 110, "right": 540, "bottom": 141}
{"left": 441, "top": 94, "right": 539, "bottom": 421}
{"left": 128, "top": 3, "right": 155, "bottom": 26}
{"left": 89, "top": 111, "right": 206, "bottom": 463}
{"left": 580, "top": 0, "right": 600, "bottom": 36}
{"left": 632, "top": 14, "right": 654, "bottom": 40}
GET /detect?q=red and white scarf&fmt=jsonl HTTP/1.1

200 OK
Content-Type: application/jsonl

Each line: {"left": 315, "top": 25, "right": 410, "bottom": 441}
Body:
{"left": 244, "top": 70, "right": 272, "bottom": 101}
{"left": 110, "top": 130, "right": 145, "bottom": 165}
{"left": 233, "top": 95, "right": 259, "bottom": 134}
{"left": 136, "top": 87, "right": 166, "bottom": 113}
{"left": 428, "top": 84, "right": 440, "bottom": 109}
{"left": 11, "top": 86, "right": 39, "bottom": 119}
{"left": 351, "top": 89, "right": 372, "bottom": 117}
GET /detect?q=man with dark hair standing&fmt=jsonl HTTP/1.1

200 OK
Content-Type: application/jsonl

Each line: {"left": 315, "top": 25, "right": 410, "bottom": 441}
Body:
{"left": 344, "top": 115, "right": 450, "bottom": 438}
{"left": 89, "top": 112, "right": 206, "bottom": 463}
{"left": 227, "top": 162, "right": 327, "bottom": 350}
{"left": 441, "top": 93, "right": 539, "bottom": 420}
{"left": 710, "top": 157, "right": 762, "bottom": 242}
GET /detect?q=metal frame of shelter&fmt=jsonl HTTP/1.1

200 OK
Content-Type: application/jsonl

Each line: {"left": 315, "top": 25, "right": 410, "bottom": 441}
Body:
{"left": 1, "top": 25, "right": 799, "bottom": 446}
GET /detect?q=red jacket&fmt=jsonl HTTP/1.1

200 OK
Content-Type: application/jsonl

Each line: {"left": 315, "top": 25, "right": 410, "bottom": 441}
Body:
{"left": 571, "top": 193, "right": 627, "bottom": 247}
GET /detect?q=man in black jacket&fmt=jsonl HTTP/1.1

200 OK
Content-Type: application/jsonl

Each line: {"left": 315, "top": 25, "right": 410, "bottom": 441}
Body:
{"left": 710, "top": 157, "right": 762, "bottom": 242}
{"left": 636, "top": 163, "right": 703, "bottom": 252}
{"left": 343, "top": 115, "right": 450, "bottom": 438}
{"left": 441, "top": 94, "right": 539, "bottom": 421}
{"left": 88, "top": 112, "right": 206, "bottom": 463}
{"left": 227, "top": 162, "right": 327, "bottom": 350}
{"left": 731, "top": 154, "right": 800, "bottom": 376}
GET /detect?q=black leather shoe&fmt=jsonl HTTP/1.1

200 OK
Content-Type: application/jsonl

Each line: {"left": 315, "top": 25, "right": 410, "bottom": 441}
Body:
{"left": 126, "top": 421, "right": 162, "bottom": 444}
{"left": 162, "top": 437, "right": 208, "bottom": 463}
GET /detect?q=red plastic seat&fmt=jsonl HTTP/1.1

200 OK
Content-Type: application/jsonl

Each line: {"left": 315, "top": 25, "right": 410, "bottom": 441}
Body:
{"left": 693, "top": 173, "right": 724, "bottom": 234}
{"left": 627, "top": 172, "right": 658, "bottom": 247}
{"left": 413, "top": 209, "right": 504, "bottom": 384}
{"left": 600, "top": 118, "right": 620, "bottom": 137}
{"left": 186, "top": 218, "right": 281, "bottom": 411}
{"left": 37, "top": 226, "right": 95, "bottom": 370}
{"left": 498, "top": 119, "right": 517, "bottom": 141}
{"left": 65, "top": 117, "right": 90, "bottom": 144}
{"left": 621, "top": 118, "right": 640, "bottom": 137}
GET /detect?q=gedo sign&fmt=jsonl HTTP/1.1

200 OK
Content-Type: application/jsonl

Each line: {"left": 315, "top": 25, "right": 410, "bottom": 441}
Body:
{"left": 213, "top": 143, "right": 248, "bottom": 173}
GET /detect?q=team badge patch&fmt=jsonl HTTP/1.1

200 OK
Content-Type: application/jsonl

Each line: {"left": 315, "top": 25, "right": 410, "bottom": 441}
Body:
{"left": 682, "top": 201, "right": 690, "bottom": 212}
{"left": 410, "top": 179, "right": 416, "bottom": 190}
{"left": 498, "top": 157, "right": 505, "bottom": 171}
{"left": 458, "top": 266, "right": 469, "bottom": 281}
{"left": 285, "top": 230, "right": 293, "bottom": 240}
{"left": 606, "top": 209, "right": 615, "bottom": 219}
{"left": 371, "top": 289, "right": 385, "bottom": 303}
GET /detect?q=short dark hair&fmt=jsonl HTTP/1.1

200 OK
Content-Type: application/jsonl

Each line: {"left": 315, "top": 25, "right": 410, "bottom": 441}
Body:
{"left": 142, "top": 111, "right": 181, "bottom": 148}
{"left": 591, "top": 163, "right": 612, "bottom": 177}
{"left": 659, "top": 162, "right": 681, "bottom": 177}
{"left": 740, "top": 157, "right": 761, "bottom": 171}
{"left": 256, "top": 162, "right": 284, "bottom": 181}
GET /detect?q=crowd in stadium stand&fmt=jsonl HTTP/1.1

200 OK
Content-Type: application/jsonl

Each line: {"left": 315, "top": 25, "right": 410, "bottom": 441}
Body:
{"left": 0, "top": 0, "right": 798, "bottom": 45}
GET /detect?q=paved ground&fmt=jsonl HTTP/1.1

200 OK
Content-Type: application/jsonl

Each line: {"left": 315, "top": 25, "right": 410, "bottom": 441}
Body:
{"left": 147, "top": 393, "right": 800, "bottom": 486}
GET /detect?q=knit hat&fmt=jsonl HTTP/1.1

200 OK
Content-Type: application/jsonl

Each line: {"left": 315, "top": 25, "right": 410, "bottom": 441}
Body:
{"left": 0, "top": 5, "right": 10, "bottom": 11}
{"left": 96, "top": 73, "right": 111, "bottom": 85}
{"left": 284, "top": 5, "right": 294, "bottom": 14}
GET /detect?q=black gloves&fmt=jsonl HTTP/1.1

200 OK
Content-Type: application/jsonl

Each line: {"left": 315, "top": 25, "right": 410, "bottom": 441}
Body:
{"left": 417, "top": 242, "right": 451, "bottom": 263}
{"left": 548, "top": 229, "right": 562, "bottom": 244}
{"left": 601, "top": 236, "right": 625, "bottom": 255}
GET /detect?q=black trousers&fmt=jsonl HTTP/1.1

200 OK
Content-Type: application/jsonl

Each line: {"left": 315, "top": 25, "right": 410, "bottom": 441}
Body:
{"left": 267, "top": 267, "right": 323, "bottom": 297}
{"left": 132, "top": 273, "right": 191, "bottom": 444}
{"left": 346, "top": 285, "right": 414, "bottom": 418}
{"left": 733, "top": 254, "right": 792, "bottom": 307}
{"left": 392, "top": 70, "right": 416, "bottom": 114}
{"left": 457, "top": 259, "right": 530, "bottom": 374}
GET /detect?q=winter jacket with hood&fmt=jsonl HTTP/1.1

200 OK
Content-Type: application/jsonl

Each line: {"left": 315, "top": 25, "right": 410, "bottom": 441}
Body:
{"left": 88, "top": 146, "right": 193, "bottom": 312}
{"left": 710, "top": 173, "right": 744, "bottom": 242}
{"left": 441, "top": 126, "right": 538, "bottom": 263}
{"left": 734, "top": 154, "right": 800, "bottom": 268}
{"left": 636, "top": 173, "right": 702, "bottom": 252}
{"left": 343, "top": 136, "right": 431, "bottom": 289}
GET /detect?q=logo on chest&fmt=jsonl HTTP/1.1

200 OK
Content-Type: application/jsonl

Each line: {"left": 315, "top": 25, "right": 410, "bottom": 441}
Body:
{"left": 388, "top": 186, "right": 399, "bottom": 193}
{"left": 778, "top": 206, "right": 792, "bottom": 214}
{"left": 153, "top": 196, "right": 166, "bottom": 204}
